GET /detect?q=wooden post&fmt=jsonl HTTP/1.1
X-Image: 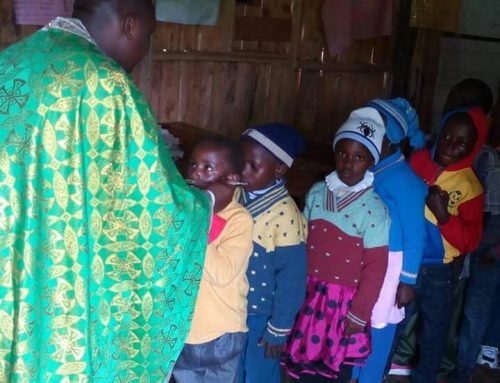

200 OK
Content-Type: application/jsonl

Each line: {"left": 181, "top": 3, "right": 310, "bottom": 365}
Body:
{"left": 391, "top": 0, "right": 413, "bottom": 97}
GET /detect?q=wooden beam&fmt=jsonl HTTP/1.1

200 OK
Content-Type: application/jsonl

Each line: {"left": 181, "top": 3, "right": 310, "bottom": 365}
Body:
{"left": 391, "top": 0, "right": 413, "bottom": 97}
{"left": 299, "top": 61, "right": 389, "bottom": 73}
{"left": 154, "top": 50, "right": 289, "bottom": 64}
{"left": 153, "top": 50, "right": 389, "bottom": 72}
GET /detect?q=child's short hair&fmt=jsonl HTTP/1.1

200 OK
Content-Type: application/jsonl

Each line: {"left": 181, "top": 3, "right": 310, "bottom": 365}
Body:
{"left": 197, "top": 138, "right": 244, "bottom": 174}
{"left": 445, "top": 78, "right": 493, "bottom": 115}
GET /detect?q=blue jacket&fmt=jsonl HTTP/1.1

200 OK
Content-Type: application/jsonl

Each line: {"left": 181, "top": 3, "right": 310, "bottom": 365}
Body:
{"left": 372, "top": 151, "right": 427, "bottom": 284}
{"left": 239, "top": 180, "right": 307, "bottom": 344}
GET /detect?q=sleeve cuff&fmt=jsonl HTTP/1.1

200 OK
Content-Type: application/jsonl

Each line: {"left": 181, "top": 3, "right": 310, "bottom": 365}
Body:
{"left": 400, "top": 270, "right": 418, "bottom": 285}
{"left": 261, "top": 322, "right": 291, "bottom": 345}
{"left": 346, "top": 311, "right": 367, "bottom": 327}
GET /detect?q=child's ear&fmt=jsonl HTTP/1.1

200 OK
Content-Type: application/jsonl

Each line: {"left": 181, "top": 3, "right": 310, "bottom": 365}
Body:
{"left": 275, "top": 163, "right": 288, "bottom": 178}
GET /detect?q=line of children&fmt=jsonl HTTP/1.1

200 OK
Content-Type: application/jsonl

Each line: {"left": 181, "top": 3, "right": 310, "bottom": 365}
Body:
{"left": 173, "top": 138, "right": 254, "bottom": 383}
{"left": 173, "top": 94, "right": 494, "bottom": 382}
{"left": 282, "top": 107, "right": 390, "bottom": 382}
{"left": 351, "top": 98, "right": 427, "bottom": 383}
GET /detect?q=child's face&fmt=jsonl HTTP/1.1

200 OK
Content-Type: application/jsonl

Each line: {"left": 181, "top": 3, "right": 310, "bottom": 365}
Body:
{"left": 241, "top": 140, "right": 285, "bottom": 192}
{"left": 334, "top": 138, "right": 374, "bottom": 186}
{"left": 187, "top": 144, "right": 233, "bottom": 189}
{"left": 436, "top": 116, "right": 477, "bottom": 167}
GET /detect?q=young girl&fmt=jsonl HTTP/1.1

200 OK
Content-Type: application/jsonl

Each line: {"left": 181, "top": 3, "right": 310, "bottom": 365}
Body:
{"left": 282, "top": 107, "right": 390, "bottom": 382}
{"left": 351, "top": 98, "right": 427, "bottom": 383}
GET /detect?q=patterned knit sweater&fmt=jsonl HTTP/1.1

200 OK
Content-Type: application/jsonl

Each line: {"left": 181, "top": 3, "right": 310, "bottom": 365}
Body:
{"left": 305, "top": 181, "right": 390, "bottom": 326}
{"left": 239, "top": 180, "right": 307, "bottom": 345}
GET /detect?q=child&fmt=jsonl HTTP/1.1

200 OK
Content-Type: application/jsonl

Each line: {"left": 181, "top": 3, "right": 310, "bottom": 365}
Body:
{"left": 403, "top": 106, "right": 488, "bottom": 382}
{"left": 238, "top": 124, "right": 308, "bottom": 383}
{"left": 450, "top": 111, "right": 500, "bottom": 382}
{"left": 173, "top": 138, "right": 253, "bottom": 383}
{"left": 387, "top": 78, "right": 494, "bottom": 381}
{"left": 351, "top": 98, "right": 427, "bottom": 383}
{"left": 282, "top": 107, "right": 390, "bottom": 382}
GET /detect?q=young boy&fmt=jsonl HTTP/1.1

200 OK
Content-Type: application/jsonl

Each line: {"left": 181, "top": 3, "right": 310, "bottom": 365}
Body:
{"left": 450, "top": 110, "right": 500, "bottom": 382}
{"left": 238, "top": 124, "right": 307, "bottom": 383}
{"left": 404, "top": 107, "right": 489, "bottom": 382}
{"left": 387, "top": 78, "right": 494, "bottom": 382}
{"left": 173, "top": 138, "right": 253, "bottom": 383}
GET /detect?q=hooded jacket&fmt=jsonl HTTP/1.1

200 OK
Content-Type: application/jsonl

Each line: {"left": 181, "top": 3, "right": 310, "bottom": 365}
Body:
{"left": 409, "top": 107, "right": 488, "bottom": 264}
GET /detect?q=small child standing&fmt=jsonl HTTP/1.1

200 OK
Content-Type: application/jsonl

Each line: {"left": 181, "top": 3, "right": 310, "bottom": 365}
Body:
{"left": 450, "top": 113, "right": 500, "bottom": 382}
{"left": 405, "top": 106, "right": 489, "bottom": 382}
{"left": 387, "top": 78, "right": 494, "bottom": 381}
{"left": 351, "top": 98, "right": 427, "bottom": 383}
{"left": 238, "top": 124, "right": 308, "bottom": 383}
{"left": 173, "top": 138, "right": 253, "bottom": 383}
{"left": 282, "top": 107, "right": 390, "bottom": 382}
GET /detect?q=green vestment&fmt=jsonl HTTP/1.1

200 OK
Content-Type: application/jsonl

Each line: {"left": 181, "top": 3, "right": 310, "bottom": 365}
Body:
{"left": 0, "top": 19, "right": 210, "bottom": 382}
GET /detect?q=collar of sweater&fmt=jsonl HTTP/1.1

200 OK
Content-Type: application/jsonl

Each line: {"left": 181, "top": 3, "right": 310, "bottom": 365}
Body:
{"left": 240, "top": 179, "right": 288, "bottom": 216}
{"left": 325, "top": 170, "right": 374, "bottom": 197}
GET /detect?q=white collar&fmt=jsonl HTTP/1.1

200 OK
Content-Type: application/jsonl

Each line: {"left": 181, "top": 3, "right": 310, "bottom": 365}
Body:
{"left": 325, "top": 170, "right": 374, "bottom": 196}
{"left": 44, "top": 17, "right": 97, "bottom": 47}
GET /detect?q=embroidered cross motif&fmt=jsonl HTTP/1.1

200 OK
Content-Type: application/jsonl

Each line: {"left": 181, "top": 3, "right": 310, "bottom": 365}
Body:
{"left": 0, "top": 79, "right": 29, "bottom": 114}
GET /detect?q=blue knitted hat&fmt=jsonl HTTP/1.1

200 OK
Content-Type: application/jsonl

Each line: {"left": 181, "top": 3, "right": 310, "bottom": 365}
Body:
{"left": 366, "top": 97, "right": 425, "bottom": 150}
{"left": 242, "top": 123, "right": 305, "bottom": 167}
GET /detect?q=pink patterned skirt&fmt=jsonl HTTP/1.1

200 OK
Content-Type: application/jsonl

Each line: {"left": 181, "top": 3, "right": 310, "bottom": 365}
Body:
{"left": 282, "top": 275, "right": 371, "bottom": 379}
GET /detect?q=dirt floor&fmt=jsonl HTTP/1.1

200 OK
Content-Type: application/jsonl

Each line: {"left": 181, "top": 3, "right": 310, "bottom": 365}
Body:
{"left": 470, "top": 365, "right": 500, "bottom": 383}
{"left": 281, "top": 365, "right": 500, "bottom": 382}
{"left": 382, "top": 365, "right": 500, "bottom": 383}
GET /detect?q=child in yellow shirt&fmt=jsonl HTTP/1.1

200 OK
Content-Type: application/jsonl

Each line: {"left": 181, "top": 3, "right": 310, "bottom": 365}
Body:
{"left": 173, "top": 138, "right": 253, "bottom": 383}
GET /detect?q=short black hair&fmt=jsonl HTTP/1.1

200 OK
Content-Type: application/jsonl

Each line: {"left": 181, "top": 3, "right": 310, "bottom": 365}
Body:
{"left": 197, "top": 138, "right": 245, "bottom": 174}
{"left": 73, "top": 0, "right": 154, "bottom": 19}
{"left": 445, "top": 78, "right": 493, "bottom": 114}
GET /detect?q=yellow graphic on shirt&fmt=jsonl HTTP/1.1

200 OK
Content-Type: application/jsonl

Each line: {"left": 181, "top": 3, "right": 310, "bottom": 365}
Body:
{"left": 425, "top": 168, "right": 483, "bottom": 263}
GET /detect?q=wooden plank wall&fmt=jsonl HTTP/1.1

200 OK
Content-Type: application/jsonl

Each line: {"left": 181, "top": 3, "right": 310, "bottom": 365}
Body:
{"left": 138, "top": 0, "right": 393, "bottom": 158}
{"left": 0, "top": 0, "right": 37, "bottom": 49}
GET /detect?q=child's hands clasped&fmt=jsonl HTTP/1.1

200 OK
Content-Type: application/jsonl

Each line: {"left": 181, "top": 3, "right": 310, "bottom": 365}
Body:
{"left": 426, "top": 185, "right": 450, "bottom": 224}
